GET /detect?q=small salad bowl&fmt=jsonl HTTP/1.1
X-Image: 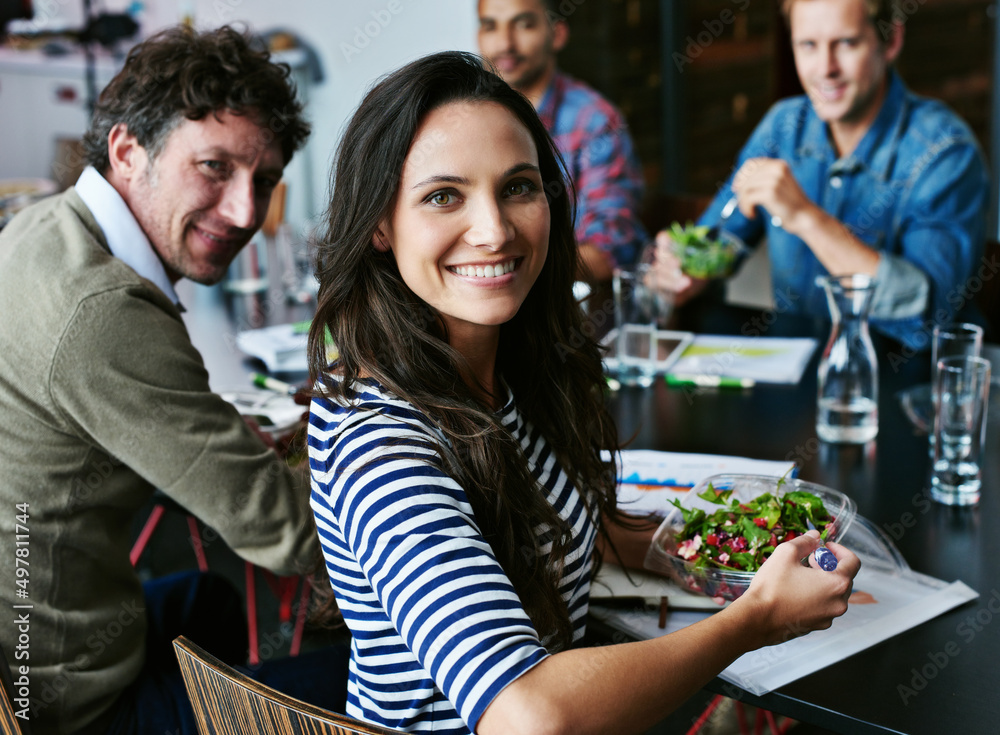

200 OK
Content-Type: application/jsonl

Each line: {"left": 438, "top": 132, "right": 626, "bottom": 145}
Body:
{"left": 668, "top": 222, "right": 747, "bottom": 280}
{"left": 644, "top": 474, "right": 856, "bottom": 602}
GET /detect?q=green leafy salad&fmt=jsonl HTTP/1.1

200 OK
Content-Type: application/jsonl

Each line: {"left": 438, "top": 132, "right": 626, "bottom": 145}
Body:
{"left": 668, "top": 221, "right": 742, "bottom": 279}
{"left": 668, "top": 482, "right": 835, "bottom": 573}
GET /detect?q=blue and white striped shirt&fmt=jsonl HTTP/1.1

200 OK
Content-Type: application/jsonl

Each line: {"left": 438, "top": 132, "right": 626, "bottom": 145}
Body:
{"left": 309, "top": 378, "right": 596, "bottom": 733}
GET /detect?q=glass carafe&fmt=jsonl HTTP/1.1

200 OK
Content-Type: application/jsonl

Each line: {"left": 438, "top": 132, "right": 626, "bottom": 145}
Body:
{"left": 816, "top": 274, "right": 878, "bottom": 443}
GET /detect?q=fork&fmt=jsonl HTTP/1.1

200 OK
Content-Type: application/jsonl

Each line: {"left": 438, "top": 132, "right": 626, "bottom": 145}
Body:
{"left": 806, "top": 519, "right": 839, "bottom": 572}
{"left": 707, "top": 195, "right": 782, "bottom": 240}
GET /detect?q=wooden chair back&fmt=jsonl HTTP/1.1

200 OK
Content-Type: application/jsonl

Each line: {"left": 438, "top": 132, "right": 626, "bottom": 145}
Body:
{"left": 173, "top": 636, "right": 401, "bottom": 735}
{"left": 0, "top": 643, "right": 30, "bottom": 735}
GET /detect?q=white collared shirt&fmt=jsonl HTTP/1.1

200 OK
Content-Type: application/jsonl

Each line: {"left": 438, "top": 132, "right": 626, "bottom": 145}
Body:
{"left": 75, "top": 166, "right": 180, "bottom": 305}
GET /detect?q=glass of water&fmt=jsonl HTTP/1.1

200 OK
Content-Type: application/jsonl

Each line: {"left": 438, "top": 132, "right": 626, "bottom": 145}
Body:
{"left": 931, "top": 355, "right": 991, "bottom": 505}
{"left": 611, "top": 263, "right": 674, "bottom": 388}
{"left": 929, "top": 323, "right": 984, "bottom": 450}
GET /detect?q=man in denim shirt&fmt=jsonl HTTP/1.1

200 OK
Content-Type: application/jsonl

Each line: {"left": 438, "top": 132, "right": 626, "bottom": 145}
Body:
{"left": 656, "top": 0, "right": 989, "bottom": 351}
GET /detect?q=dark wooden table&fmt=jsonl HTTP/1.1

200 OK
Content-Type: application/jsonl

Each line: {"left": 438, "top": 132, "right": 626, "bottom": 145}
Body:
{"left": 183, "top": 280, "right": 998, "bottom": 734}
{"left": 605, "top": 302, "right": 1000, "bottom": 735}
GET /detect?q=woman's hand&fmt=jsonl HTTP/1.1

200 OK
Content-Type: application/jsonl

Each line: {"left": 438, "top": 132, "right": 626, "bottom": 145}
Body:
{"left": 732, "top": 531, "right": 861, "bottom": 648}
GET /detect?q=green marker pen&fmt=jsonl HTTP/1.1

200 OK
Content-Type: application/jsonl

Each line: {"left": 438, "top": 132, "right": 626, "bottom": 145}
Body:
{"left": 665, "top": 374, "right": 755, "bottom": 389}
{"left": 251, "top": 372, "right": 297, "bottom": 395}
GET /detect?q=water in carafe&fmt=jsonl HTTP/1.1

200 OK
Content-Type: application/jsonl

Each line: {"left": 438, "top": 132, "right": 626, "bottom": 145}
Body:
{"left": 816, "top": 274, "right": 878, "bottom": 443}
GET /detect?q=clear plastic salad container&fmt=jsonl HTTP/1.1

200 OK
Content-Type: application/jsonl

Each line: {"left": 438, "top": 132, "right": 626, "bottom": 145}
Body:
{"left": 669, "top": 223, "right": 747, "bottom": 279}
{"left": 644, "top": 474, "right": 857, "bottom": 601}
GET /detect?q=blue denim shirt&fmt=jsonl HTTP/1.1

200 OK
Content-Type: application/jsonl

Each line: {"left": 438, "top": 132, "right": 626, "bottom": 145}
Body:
{"left": 699, "top": 71, "right": 989, "bottom": 351}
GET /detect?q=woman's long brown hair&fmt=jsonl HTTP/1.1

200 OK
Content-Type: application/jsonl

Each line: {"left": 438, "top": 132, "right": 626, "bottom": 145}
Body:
{"left": 307, "top": 51, "right": 620, "bottom": 651}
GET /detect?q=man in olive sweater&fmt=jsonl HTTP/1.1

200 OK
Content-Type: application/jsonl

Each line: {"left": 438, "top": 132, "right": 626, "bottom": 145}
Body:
{"left": 0, "top": 27, "right": 342, "bottom": 735}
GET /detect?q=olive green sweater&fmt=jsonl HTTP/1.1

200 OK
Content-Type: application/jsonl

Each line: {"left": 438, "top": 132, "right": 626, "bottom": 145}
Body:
{"left": 0, "top": 190, "right": 319, "bottom": 734}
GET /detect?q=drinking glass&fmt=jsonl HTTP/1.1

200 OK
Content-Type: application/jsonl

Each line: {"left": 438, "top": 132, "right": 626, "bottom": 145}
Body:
{"left": 929, "top": 323, "right": 983, "bottom": 452}
{"left": 930, "top": 355, "right": 991, "bottom": 506}
{"left": 275, "top": 222, "right": 318, "bottom": 305}
{"left": 223, "top": 233, "right": 269, "bottom": 295}
{"left": 932, "top": 323, "right": 983, "bottom": 380}
{"left": 612, "top": 264, "right": 673, "bottom": 387}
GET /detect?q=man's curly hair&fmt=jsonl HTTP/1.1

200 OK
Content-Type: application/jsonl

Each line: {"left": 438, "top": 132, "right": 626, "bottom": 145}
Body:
{"left": 82, "top": 25, "right": 309, "bottom": 171}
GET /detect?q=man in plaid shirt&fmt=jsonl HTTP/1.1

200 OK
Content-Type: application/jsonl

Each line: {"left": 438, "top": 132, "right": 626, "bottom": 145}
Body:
{"left": 478, "top": 0, "right": 649, "bottom": 283}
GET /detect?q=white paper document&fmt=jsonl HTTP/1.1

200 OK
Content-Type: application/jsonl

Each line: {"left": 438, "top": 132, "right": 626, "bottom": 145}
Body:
{"left": 591, "top": 566, "right": 978, "bottom": 696}
{"left": 667, "top": 335, "right": 818, "bottom": 384}
{"left": 591, "top": 564, "right": 729, "bottom": 611}
{"left": 616, "top": 449, "right": 796, "bottom": 518}
{"left": 235, "top": 323, "right": 308, "bottom": 373}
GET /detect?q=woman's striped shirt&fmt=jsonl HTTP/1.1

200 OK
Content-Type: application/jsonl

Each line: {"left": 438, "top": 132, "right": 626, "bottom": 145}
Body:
{"left": 308, "top": 379, "right": 596, "bottom": 734}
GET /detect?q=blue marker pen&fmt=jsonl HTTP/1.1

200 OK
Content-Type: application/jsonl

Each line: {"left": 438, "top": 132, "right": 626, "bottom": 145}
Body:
{"left": 806, "top": 519, "right": 838, "bottom": 572}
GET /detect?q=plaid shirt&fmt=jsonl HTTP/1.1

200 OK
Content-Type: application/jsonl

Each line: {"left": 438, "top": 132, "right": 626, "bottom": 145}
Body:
{"left": 537, "top": 71, "right": 648, "bottom": 268}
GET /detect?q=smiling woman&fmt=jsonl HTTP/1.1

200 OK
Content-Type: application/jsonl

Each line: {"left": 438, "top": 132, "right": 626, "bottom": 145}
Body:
{"left": 305, "top": 51, "right": 860, "bottom": 735}
{"left": 307, "top": 50, "right": 619, "bottom": 732}
{"left": 377, "top": 99, "right": 550, "bottom": 364}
